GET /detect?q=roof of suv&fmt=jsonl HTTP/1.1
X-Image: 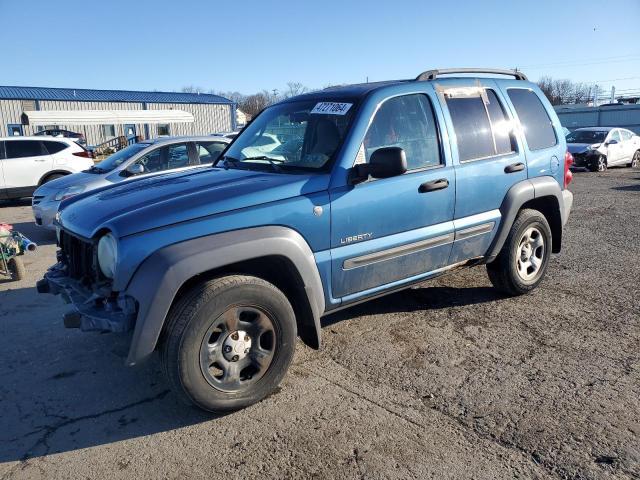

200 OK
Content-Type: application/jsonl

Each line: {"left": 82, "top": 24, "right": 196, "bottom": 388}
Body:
{"left": 0, "top": 136, "right": 79, "bottom": 144}
{"left": 281, "top": 68, "right": 530, "bottom": 103}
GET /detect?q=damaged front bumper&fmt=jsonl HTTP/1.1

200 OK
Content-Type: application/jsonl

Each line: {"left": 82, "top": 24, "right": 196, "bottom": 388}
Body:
{"left": 37, "top": 262, "right": 137, "bottom": 333}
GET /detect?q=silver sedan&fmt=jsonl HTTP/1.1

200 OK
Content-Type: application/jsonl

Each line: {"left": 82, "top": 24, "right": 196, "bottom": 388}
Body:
{"left": 32, "top": 136, "right": 230, "bottom": 229}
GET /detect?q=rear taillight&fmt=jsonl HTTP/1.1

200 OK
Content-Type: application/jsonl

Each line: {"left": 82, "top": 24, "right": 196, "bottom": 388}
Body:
{"left": 564, "top": 150, "right": 573, "bottom": 188}
{"left": 73, "top": 150, "right": 94, "bottom": 159}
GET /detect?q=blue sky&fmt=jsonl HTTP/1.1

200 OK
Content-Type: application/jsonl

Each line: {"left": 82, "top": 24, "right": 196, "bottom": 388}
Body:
{"left": 1, "top": 0, "right": 639, "bottom": 96}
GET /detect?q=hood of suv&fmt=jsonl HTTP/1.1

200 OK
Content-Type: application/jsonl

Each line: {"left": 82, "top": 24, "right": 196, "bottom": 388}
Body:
{"left": 58, "top": 167, "right": 330, "bottom": 238}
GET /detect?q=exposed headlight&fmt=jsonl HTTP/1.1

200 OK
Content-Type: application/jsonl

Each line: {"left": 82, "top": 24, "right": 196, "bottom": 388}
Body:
{"left": 97, "top": 233, "right": 118, "bottom": 279}
{"left": 54, "top": 185, "right": 86, "bottom": 201}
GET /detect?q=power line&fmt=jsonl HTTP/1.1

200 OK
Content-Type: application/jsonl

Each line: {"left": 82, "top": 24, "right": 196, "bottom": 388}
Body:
{"left": 519, "top": 53, "right": 640, "bottom": 69}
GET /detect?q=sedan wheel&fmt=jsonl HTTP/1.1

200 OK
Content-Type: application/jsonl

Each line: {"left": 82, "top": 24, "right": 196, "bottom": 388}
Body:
{"left": 597, "top": 155, "right": 607, "bottom": 172}
{"left": 632, "top": 151, "right": 640, "bottom": 168}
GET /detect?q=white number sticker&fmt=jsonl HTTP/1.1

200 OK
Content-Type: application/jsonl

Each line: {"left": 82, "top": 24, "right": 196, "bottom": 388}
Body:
{"left": 310, "top": 102, "right": 353, "bottom": 115}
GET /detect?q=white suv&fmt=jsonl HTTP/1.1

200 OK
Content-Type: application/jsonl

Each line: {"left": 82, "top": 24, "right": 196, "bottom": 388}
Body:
{"left": 0, "top": 137, "right": 94, "bottom": 200}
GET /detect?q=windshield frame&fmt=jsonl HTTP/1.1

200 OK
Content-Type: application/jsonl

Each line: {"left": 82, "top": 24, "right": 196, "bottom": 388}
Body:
{"left": 215, "top": 98, "right": 360, "bottom": 174}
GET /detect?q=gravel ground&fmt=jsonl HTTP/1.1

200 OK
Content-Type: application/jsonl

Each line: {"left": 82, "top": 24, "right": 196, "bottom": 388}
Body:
{"left": 0, "top": 168, "right": 638, "bottom": 480}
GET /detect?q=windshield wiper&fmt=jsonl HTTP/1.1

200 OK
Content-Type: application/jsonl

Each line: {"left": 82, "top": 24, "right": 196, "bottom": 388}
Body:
{"left": 219, "top": 156, "right": 245, "bottom": 170}
{"left": 241, "top": 156, "right": 283, "bottom": 172}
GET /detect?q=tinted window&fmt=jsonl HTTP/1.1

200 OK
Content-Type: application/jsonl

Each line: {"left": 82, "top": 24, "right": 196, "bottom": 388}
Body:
{"left": 609, "top": 130, "right": 621, "bottom": 142}
{"left": 5, "top": 140, "right": 46, "bottom": 159}
{"left": 363, "top": 94, "right": 441, "bottom": 170}
{"left": 508, "top": 89, "right": 557, "bottom": 150}
{"left": 446, "top": 95, "right": 495, "bottom": 161}
{"left": 42, "top": 141, "right": 68, "bottom": 154}
{"left": 485, "top": 90, "right": 515, "bottom": 155}
{"left": 197, "top": 141, "right": 227, "bottom": 164}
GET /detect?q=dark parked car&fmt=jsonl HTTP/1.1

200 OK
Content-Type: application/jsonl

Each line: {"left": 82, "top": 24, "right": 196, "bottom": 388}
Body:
{"left": 35, "top": 129, "right": 86, "bottom": 145}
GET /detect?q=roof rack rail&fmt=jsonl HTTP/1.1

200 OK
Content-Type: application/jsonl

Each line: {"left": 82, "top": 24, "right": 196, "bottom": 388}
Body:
{"left": 415, "top": 68, "right": 528, "bottom": 82}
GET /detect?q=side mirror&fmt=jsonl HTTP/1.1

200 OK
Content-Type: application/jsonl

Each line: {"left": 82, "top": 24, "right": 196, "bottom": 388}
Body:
{"left": 351, "top": 147, "right": 407, "bottom": 183}
{"left": 606, "top": 139, "right": 618, "bottom": 146}
{"left": 125, "top": 163, "right": 145, "bottom": 176}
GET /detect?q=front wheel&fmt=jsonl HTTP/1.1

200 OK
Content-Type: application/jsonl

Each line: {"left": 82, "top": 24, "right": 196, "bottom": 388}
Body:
{"left": 629, "top": 151, "right": 640, "bottom": 168}
{"left": 590, "top": 155, "right": 607, "bottom": 172}
{"left": 8, "top": 257, "right": 25, "bottom": 281}
{"left": 486, "top": 209, "right": 552, "bottom": 296}
{"left": 160, "top": 275, "right": 297, "bottom": 412}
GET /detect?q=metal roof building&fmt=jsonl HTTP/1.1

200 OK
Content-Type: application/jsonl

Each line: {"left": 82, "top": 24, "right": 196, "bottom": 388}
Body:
{"left": 0, "top": 85, "right": 236, "bottom": 146}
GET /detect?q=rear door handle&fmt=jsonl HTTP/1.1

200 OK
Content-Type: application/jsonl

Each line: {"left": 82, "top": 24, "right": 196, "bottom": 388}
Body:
{"left": 504, "top": 162, "right": 525, "bottom": 174}
{"left": 419, "top": 178, "right": 449, "bottom": 193}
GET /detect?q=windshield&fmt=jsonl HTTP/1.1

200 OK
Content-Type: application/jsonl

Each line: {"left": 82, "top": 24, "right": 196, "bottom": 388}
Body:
{"left": 566, "top": 130, "right": 607, "bottom": 144}
{"left": 93, "top": 143, "right": 151, "bottom": 172}
{"left": 218, "top": 99, "right": 356, "bottom": 172}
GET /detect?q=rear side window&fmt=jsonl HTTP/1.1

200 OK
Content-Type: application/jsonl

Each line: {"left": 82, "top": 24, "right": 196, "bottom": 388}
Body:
{"left": 445, "top": 88, "right": 515, "bottom": 161}
{"left": 507, "top": 89, "right": 557, "bottom": 150}
{"left": 42, "top": 141, "right": 68, "bottom": 154}
{"left": 197, "top": 141, "right": 227, "bottom": 164}
{"left": 5, "top": 140, "right": 47, "bottom": 159}
{"left": 363, "top": 94, "right": 441, "bottom": 170}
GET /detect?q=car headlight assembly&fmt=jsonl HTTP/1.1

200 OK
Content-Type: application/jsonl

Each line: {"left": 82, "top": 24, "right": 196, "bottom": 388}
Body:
{"left": 97, "top": 233, "right": 118, "bottom": 279}
{"left": 54, "top": 185, "right": 86, "bottom": 201}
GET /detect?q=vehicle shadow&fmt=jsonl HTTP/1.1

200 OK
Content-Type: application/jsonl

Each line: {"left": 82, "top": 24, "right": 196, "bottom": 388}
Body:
{"left": 322, "top": 284, "right": 505, "bottom": 327}
{"left": 0, "top": 286, "right": 216, "bottom": 463}
{"left": 0, "top": 198, "right": 32, "bottom": 208}
{"left": 1, "top": 282, "right": 503, "bottom": 463}
{"left": 612, "top": 184, "right": 640, "bottom": 192}
{"left": 6, "top": 220, "right": 57, "bottom": 246}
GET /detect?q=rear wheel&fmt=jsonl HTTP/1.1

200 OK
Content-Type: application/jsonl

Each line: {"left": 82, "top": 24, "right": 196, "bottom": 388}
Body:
{"left": 629, "top": 151, "right": 640, "bottom": 168}
{"left": 41, "top": 173, "right": 65, "bottom": 184}
{"left": 487, "top": 209, "right": 552, "bottom": 296}
{"left": 160, "top": 275, "right": 297, "bottom": 412}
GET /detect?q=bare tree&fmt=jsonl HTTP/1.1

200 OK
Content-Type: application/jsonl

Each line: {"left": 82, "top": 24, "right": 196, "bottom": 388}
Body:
{"left": 239, "top": 92, "right": 270, "bottom": 118}
{"left": 537, "top": 76, "right": 602, "bottom": 105}
{"left": 283, "top": 82, "right": 309, "bottom": 98}
{"left": 180, "top": 85, "right": 205, "bottom": 94}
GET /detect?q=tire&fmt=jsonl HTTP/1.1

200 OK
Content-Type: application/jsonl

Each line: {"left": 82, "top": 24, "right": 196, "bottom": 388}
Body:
{"left": 8, "top": 257, "right": 26, "bottom": 281}
{"left": 590, "top": 155, "right": 607, "bottom": 172}
{"left": 41, "top": 173, "right": 65, "bottom": 184}
{"left": 160, "top": 275, "right": 297, "bottom": 413}
{"left": 486, "top": 209, "right": 552, "bottom": 296}
{"left": 629, "top": 150, "right": 640, "bottom": 168}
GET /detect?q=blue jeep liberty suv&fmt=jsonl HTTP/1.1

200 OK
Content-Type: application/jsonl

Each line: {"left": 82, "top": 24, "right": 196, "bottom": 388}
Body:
{"left": 39, "top": 68, "right": 574, "bottom": 412}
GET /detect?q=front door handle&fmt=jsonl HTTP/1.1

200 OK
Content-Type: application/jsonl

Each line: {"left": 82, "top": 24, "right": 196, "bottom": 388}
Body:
{"left": 504, "top": 162, "right": 525, "bottom": 174}
{"left": 419, "top": 178, "right": 449, "bottom": 193}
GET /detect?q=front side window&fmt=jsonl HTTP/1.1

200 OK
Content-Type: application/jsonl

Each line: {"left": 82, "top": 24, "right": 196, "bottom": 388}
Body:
{"left": 157, "top": 124, "right": 170, "bottom": 136}
{"left": 221, "top": 99, "right": 356, "bottom": 172}
{"left": 5, "top": 140, "right": 46, "bottom": 159}
{"left": 609, "top": 130, "right": 621, "bottom": 143}
{"left": 362, "top": 94, "right": 441, "bottom": 170}
{"left": 135, "top": 143, "right": 190, "bottom": 173}
{"left": 94, "top": 143, "right": 151, "bottom": 172}
{"left": 507, "top": 89, "right": 557, "bottom": 151}
{"left": 197, "top": 141, "right": 227, "bottom": 164}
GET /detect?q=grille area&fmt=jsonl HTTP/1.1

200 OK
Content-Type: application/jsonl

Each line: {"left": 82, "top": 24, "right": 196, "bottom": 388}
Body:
{"left": 59, "top": 231, "right": 96, "bottom": 281}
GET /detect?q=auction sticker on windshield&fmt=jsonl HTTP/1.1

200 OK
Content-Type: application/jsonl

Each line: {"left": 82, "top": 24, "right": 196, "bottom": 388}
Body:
{"left": 311, "top": 102, "right": 353, "bottom": 115}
